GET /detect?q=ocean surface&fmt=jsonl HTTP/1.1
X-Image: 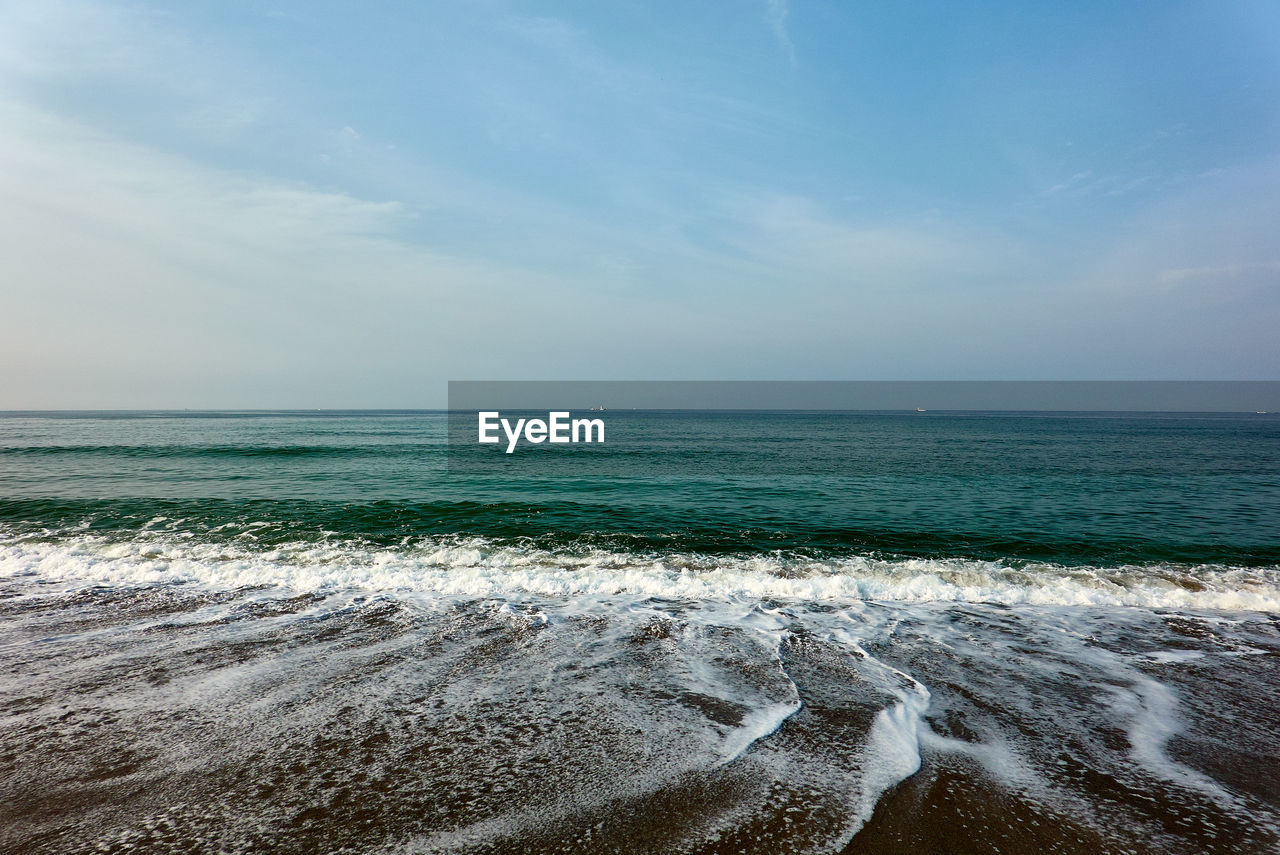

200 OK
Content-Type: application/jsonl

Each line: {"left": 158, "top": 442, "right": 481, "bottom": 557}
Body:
{"left": 2, "top": 410, "right": 1278, "bottom": 854}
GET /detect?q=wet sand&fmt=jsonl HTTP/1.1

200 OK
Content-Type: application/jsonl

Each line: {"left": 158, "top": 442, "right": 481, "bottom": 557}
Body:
{"left": 2, "top": 583, "right": 1278, "bottom": 854}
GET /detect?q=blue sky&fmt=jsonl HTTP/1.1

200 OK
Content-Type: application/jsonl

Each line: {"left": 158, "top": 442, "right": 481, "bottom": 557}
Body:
{"left": 1, "top": 1, "right": 1278, "bottom": 407}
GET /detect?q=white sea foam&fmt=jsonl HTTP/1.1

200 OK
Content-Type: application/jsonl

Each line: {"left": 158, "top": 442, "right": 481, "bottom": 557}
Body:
{"left": 829, "top": 627, "right": 933, "bottom": 835}
{"left": 1, "top": 535, "right": 1278, "bottom": 612}
{"left": 1114, "top": 676, "right": 1249, "bottom": 811}
{"left": 717, "top": 699, "right": 803, "bottom": 765}
{"left": 4, "top": 530, "right": 1278, "bottom": 853}
{"left": 716, "top": 616, "right": 803, "bottom": 765}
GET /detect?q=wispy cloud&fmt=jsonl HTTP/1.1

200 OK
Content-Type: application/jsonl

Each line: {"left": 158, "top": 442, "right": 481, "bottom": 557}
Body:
{"left": 764, "top": 0, "right": 797, "bottom": 65}
{"left": 724, "top": 193, "right": 1027, "bottom": 290}
{"left": 1, "top": 0, "right": 1277, "bottom": 398}
{"left": 1158, "top": 261, "right": 1280, "bottom": 285}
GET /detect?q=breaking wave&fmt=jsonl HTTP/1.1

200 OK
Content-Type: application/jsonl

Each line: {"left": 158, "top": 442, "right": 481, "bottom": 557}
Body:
{"left": 3, "top": 533, "right": 1278, "bottom": 611}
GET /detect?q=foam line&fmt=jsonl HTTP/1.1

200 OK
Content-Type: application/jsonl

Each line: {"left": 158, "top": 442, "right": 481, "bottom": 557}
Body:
{"left": 2, "top": 535, "right": 1279, "bottom": 611}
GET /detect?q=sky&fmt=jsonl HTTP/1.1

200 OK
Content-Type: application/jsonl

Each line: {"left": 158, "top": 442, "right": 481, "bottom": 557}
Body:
{"left": 1, "top": 0, "right": 1278, "bottom": 408}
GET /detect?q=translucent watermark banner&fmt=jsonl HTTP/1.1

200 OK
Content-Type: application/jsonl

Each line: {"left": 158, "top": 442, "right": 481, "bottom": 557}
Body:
{"left": 446, "top": 381, "right": 1280, "bottom": 475}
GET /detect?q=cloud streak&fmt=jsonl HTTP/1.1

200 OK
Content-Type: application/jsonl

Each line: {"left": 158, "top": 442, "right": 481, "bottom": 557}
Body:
{"left": 765, "top": 0, "right": 797, "bottom": 65}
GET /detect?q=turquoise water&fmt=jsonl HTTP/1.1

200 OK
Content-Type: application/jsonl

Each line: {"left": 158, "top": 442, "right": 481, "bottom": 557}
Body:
{"left": 3, "top": 411, "right": 1279, "bottom": 854}
{"left": 2, "top": 410, "right": 1277, "bottom": 567}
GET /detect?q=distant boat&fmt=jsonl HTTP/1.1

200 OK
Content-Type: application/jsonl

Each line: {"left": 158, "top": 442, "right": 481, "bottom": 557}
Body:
{"left": 589, "top": 404, "right": 606, "bottom": 411}
{"left": 915, "top": 407, "right": 927, "bottom": 413}
{"left": 1259, "top": 411, "right": 1269, "bottom": 414}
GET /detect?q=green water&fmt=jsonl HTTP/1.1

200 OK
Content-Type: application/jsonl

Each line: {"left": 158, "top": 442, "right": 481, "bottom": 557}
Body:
{"left": 1, "top": 410, "right": 1277, "bottom": 567}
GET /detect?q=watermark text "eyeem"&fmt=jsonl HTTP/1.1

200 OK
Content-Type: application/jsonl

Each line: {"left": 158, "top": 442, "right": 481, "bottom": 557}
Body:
{"left": 478, "top": 411, "right": 604, "bottom": 453}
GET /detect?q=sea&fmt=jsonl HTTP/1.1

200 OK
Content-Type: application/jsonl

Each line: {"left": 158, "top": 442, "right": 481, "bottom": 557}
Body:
{"left": 1, "top": 410, "right": 1278, "bottom": 854}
